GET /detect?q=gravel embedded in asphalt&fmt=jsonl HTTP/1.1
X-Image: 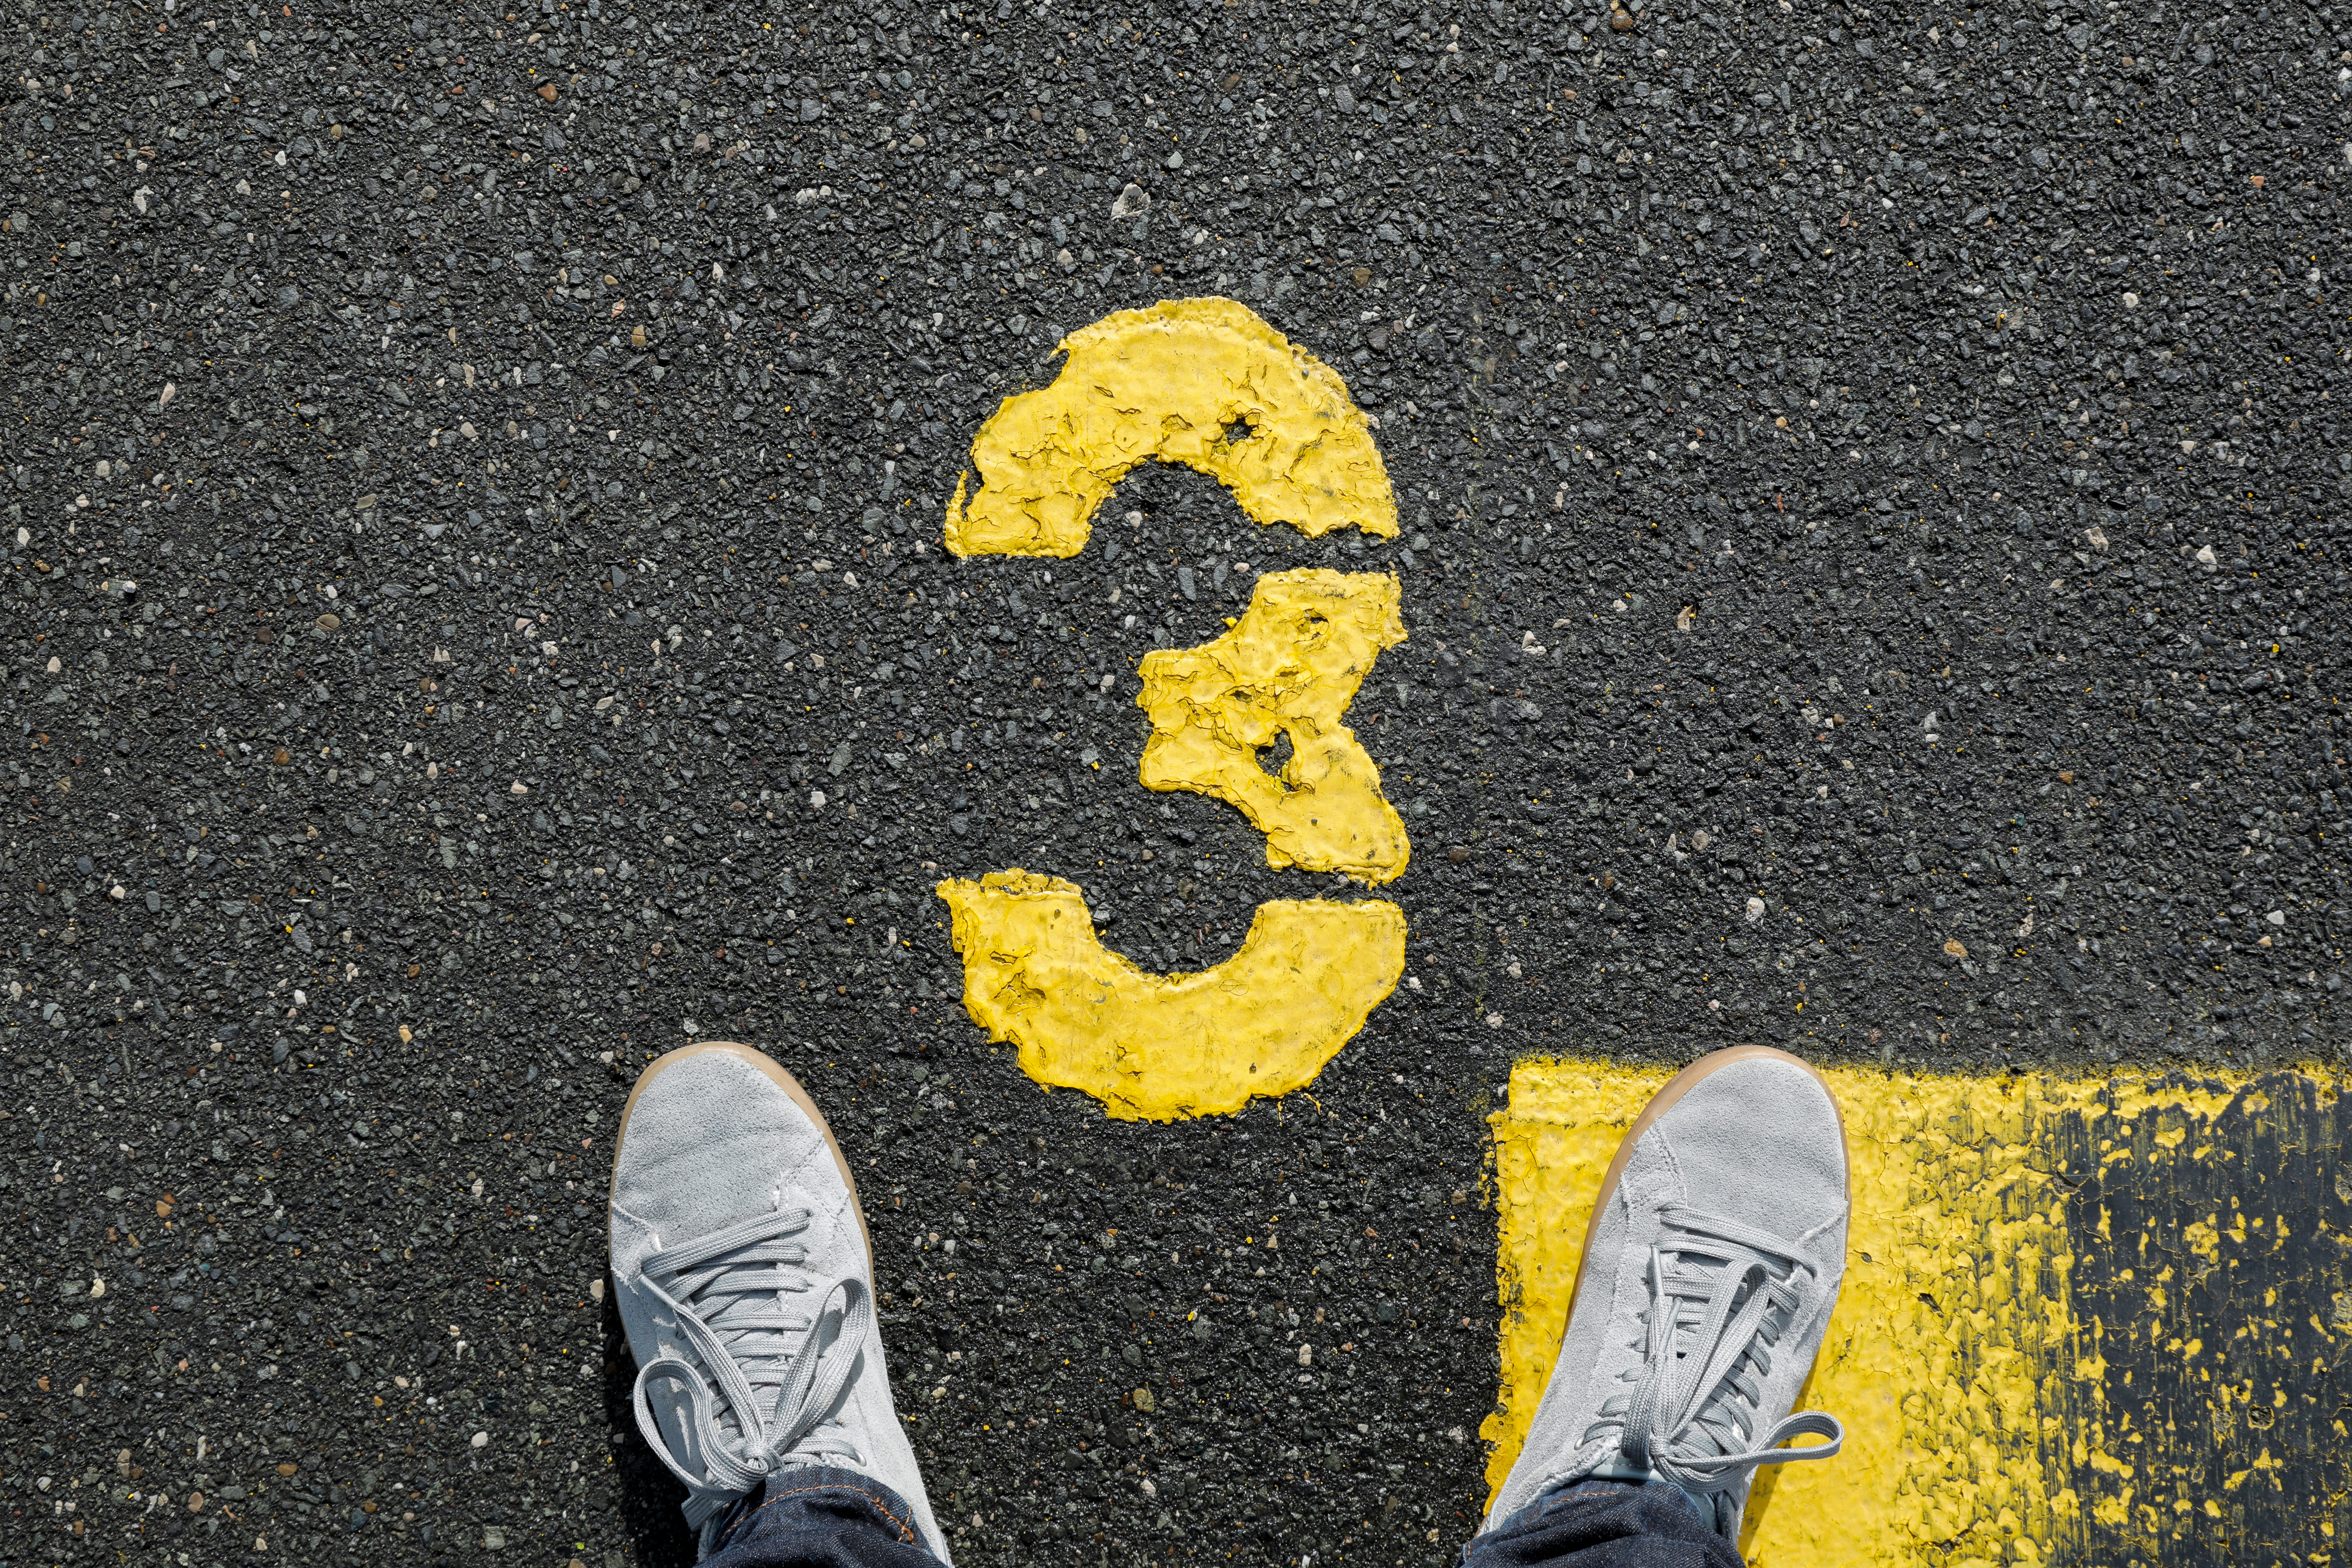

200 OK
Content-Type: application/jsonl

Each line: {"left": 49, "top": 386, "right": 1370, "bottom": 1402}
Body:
{"left": 3, "top": 1, "right": 2348, "bottom": 1564}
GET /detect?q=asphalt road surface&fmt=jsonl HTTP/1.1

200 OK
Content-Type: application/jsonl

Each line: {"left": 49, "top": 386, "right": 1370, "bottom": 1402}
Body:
{"left": 4, "top": 1, "right": 2347, "bottom": 1565}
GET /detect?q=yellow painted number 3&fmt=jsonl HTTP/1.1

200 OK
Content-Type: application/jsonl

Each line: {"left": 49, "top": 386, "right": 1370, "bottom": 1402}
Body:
{"left": 934, "top": 299, "right": 1409, "bottom": 1121}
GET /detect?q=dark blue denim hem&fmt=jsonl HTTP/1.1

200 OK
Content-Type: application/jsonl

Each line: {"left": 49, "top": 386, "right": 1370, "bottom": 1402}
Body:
{"left": 695, "top": 1462, "right": 1736, "bottom": 1568}
{"left": 1461, "top": 1478, "right": 1742, "bottom": 1568}
{"left": 700, "top": 1464, "right": 945, "bottom": 1568}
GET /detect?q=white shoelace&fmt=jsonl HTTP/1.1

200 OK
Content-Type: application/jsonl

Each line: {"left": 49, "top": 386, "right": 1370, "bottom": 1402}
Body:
{"left": 1582, "top": 1201, "right": 1844, "bottom": 1493}
{"left": 631, "top": 1202, "right": 873, "bottom": 1533}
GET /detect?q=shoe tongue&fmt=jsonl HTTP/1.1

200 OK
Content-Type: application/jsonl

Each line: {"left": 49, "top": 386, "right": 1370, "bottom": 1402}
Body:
{"left": 1655, "top": 1265, "right": 1720, "bottom": 1374}
{"left": 686, "top": 1215, "right": 820, "bottom": 1450}
{"left": 1652, "top": 1243, "right": 1761, "bottom": 1395}
{"left": 778, "top": 1427, "right": 861, "bottom": 1474}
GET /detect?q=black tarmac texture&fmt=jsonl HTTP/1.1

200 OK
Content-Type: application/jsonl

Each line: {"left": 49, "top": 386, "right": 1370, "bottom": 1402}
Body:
{"left": 4, "top": 0, "right": 2348, "bottom": 1564}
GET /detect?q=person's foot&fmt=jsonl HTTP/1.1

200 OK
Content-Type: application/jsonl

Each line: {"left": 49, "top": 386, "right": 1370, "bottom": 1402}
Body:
{"left": 609, "top": 1041, "right": 950, "bottom": 1561}
{"left": 1484, "top": 1046, "right": 1850, "bottom": 1543}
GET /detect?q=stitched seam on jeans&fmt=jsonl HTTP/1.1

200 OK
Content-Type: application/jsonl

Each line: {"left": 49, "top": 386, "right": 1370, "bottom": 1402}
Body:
{"left": 751, "top": 1483, "right": 918, "bottom": 1544}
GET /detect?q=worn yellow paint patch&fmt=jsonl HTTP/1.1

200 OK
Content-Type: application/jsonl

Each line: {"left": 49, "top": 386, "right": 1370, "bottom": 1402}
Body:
{"left": 943, "top": 297, "right": 1397, "bottom": 558}
{"left": 1136, "top": 567, "right": 1409, "bottom": 886}
{"left": 1484, "top": 1060, "right": 2331, "bottom": 1568}
{"left": 934, "top": 870, "right": 1404, "bottom": 1120}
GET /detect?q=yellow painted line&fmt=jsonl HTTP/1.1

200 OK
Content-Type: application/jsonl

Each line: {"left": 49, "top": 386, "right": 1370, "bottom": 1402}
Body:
{"left": 944, "top": 296, "right": 1396, "bottom": 558}
{"left": 1487, "top": 1059, "right": 2344, "bottom": 1568}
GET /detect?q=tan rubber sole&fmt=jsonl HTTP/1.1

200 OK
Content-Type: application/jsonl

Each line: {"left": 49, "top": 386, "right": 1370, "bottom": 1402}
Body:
{"left": 1564, "top": 1045, "right": 1850, "bottom": 1322}
{"left": 610, "top": 1040, "right": 874, "bottom": 1261}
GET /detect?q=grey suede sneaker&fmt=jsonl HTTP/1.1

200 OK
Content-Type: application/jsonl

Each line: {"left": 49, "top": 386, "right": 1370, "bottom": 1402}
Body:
{"left": 609, "top": 1041, "right": 950, "bottom": 1562}
{"left": 1484, "top": 1046, "right": 1849, "bottom": 1544}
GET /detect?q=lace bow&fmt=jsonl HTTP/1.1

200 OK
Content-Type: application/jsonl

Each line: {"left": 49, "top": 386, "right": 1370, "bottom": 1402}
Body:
{"left": 630, "top": 1203, "right": 873, "bottom": 1532}
{"left": 1585, "top": 1201, "right": 1844, "bottom": 1492}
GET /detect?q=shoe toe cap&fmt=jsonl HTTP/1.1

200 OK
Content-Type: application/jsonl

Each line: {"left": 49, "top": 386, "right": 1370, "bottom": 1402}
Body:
{"left": 1650, "top": 1055, "right": 1848, "bottom": 1245}
{"left": 611, "top": 1045, "right": 852, "bottom": 1255}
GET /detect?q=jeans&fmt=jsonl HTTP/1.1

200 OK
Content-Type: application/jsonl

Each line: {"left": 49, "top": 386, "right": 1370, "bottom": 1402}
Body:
{"left": 1462, "top": 1479, "right": 1744, "bottom": 1568}
{"left": 700, "top": 1466, "right": 946, "bottom": 1568}
{"left": 697, "top": 1468, "right": 1741, "bottom": 1568}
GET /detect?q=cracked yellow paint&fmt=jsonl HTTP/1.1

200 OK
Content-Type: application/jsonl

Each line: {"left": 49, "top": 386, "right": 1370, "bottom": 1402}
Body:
{"left": 1138, "top": 568, "right": 1409, "bottom": 886}
{"left": 933, "top": 870, "right": 1404, "bottom": 1120}
{"left": 943, "top": 297, "right": 1397, "bottom": 558}
{"left": 1485, "top": 1059, "right": 2339, "bottom": 1568}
